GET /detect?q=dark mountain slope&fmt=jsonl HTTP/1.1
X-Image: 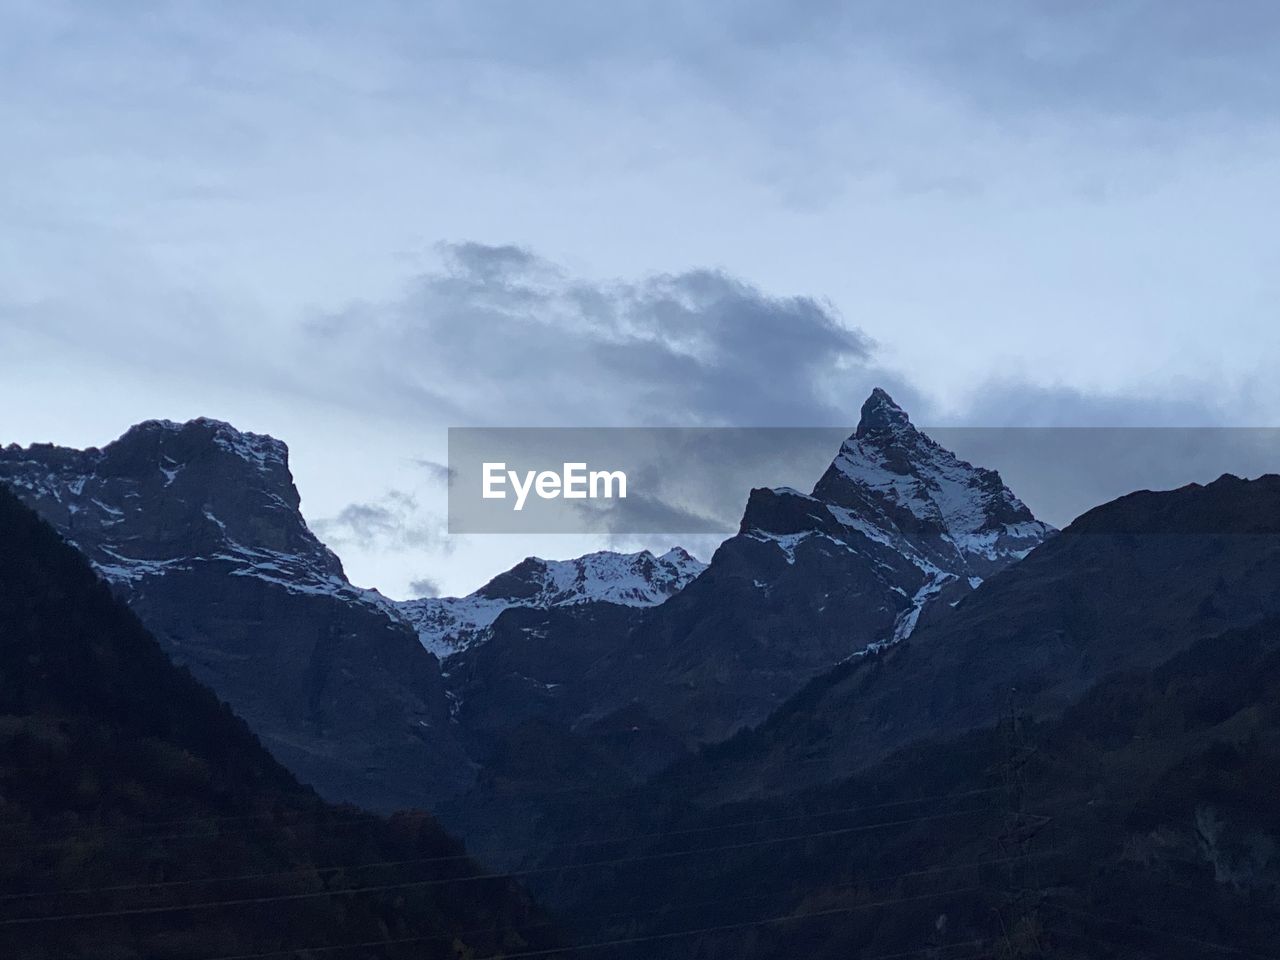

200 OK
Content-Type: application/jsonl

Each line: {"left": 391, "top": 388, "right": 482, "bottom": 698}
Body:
{"left": 441, "top": 391, "right": 1051, "bottom": 790}
{"left": 466, "top": 474, "right": 1280, "bottom": 954}
{"left": 0, "top": 419, "right": 471, "bottom": 812}
{"left": 0, "top": 485, "right": 567, "bottom": 960}
{"left": 549, "top": 616, "right": 1280, "bottom": 959}
{"left": 565, "top": 389, "right": 1050, "bottom": 744}
{"left": 683, "top": 472, "right": 1280, "bottom": 802}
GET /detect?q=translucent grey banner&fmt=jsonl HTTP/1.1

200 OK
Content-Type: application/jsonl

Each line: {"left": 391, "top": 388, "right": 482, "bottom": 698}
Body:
{"left": 447, "top": 427, "right": 1280, "bottom": 534}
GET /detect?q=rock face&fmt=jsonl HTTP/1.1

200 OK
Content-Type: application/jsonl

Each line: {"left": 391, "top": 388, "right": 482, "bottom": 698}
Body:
{"left": 399, "top": 547, "right": 707, "bottom": 658}
{"left": 0, "top": 418, "right": 472, "bottom": 813}
{"left": 550, "top": 388, "right": 1054, "bottom": 745}
{"left": 436, "top": 389, "right": 1054, "bottom": 821}
{"left": 741, "top": 388, "right": 1051, "bottom": 642}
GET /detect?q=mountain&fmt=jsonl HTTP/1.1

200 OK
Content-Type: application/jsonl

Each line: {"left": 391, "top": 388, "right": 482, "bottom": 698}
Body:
{"left": 808, "top": 387, "right": 1049, "bottom": 624}
{"left": 553, "top": 618, "right": 1280, "bottom": 960}
{"left": 0, "top": 395, "right": 1049, "bottom": 842}
{"left": 666, "top": 472, "right": 1280, "bottom": 803}
{"left": 517, "top": 474, "right": 1280, "bottom": 960}
{"left": 400, "top": 547, "right": 706, "bottom": 658}
{"left": 738, "top": 387, "right": 1051, "bottom": 641}
{"left": 0, "top": 418, "right": 472, "bottom": 813}
{"left": 433, "top": 391, "right": 1053, "bottom": 850}
{"left": 0, "top": 484, "right": 567, "bottom": 960}
{"left": 555, "top": 388, "right": 1054, "bottom": 744}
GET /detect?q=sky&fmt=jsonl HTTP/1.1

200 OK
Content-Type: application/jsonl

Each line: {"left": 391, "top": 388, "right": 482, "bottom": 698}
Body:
{"left": 3, "top": 1, "right": 1280, "bottom": 597}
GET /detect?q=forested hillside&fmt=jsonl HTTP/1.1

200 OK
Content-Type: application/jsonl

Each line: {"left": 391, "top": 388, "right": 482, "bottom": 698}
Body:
{"left": 0, "top": 485, "right": 568, "bottom": 960}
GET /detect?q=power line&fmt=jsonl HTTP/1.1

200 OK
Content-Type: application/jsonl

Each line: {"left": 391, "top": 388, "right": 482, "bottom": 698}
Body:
{"left": 457, "top": 738, "right": 1006, "bottom": 808}
{"left": 0, "top": 738, "right": 1006, "bottom": 851}
{"left": 198, "top": 886, "right": 996, "bottom": 960}
{"left": 0, "top": 803, "right": 333, "bottom": 838}
{"left": 0, "top": 779, "right": 1003, "bottom": 855}
{"left": 201, "top": 851, "right": 1051, "bottom": 960}
{"left": 1, "top": 786, "right": 1003, "bottom": 903}
{"left": 581, "top": 850, "right": 1057, "bottom": 932}
{"left": 0, "top": 805, "right": 1000, "bottom": 927}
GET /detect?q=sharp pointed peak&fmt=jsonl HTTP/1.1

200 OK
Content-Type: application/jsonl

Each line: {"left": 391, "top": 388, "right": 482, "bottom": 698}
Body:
{"left": 855, "top": 388, "right": 912, "bottom": 438}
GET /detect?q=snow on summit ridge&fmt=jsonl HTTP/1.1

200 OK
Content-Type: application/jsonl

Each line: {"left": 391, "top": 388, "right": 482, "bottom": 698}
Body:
{"left": 855, "top": 387, "right": 912, "bottom": 436}
{"left": 744, "top": 388, "right": 1054, "bottom": 643}
{"left": 0, "top": 417, "right": 352, "bottom": 601}
{"left": 823, "top": 388, "right": 1048, "bottom": 553}
{"left": 2, "top": 419, "right": 710, "bottom": 663}
{"left": 398, "top": 547, "right": 707, "bottom": 658}
{"left": 121, "top": 417, "right": 290, "bottom": 470}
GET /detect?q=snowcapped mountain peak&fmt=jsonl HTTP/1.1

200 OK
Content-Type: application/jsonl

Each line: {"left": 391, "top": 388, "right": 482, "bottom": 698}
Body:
{"left": 119, "top": 417, "right": 290, "bottom": 473}
{"left": 658, "top": 545, "right": 701, "bottom": 571}
{"left": 398, "top": 547, "right": 707, "bottom": 658}
{"left": 816, "top": 390, "right": 1045, "bottom": 549}
{"left": 0, "top": 418, "right": 349, "bottom": 599}
{"left": 855, "top": 387, "right": 913, "bottom": 439}
{"left": 735, "top": 390, "right": 1054, "bottom": 643}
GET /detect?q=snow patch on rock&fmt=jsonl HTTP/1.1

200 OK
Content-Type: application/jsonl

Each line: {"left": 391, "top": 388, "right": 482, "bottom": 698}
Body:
{"left": 398, "top": 547, "right": 707, "bottom": 658}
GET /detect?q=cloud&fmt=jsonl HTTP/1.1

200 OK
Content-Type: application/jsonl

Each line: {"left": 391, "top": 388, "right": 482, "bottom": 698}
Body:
{"left": 2, "top": 0, "right": 1276, "bottom": 605}
{"left": 407, "top": 577, "right": 441, "bottom": 599}
{"left": 572, "top": 489, "right": 731, "bottom": 536}
{"left": 851, "top": 1, "right": 1280, "bottom": 123}
{"left": 307, "top": 242, "right": 902, "bottom": 428}
{"left": 420, "top": 1, "right": 1280, "bottom": 125}
{"left": 411, "top": 458, "right": 454, "bottom": 485}
{"left": 950, "top": 379, "right": 1238, "bottom": 428}
{"left": 314, "top": 490, "right": 449, "bottom": 552}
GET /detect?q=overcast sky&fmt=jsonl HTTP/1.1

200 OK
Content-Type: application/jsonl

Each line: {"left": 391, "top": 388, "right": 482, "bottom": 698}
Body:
{"left": 3, "top": 1, "right": 1279, "bottom": 596}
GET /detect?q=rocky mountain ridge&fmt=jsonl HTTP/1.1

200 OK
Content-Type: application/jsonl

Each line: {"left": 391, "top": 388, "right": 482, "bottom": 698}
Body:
{"left": 554, "top": 388, "right": 1054, "bottom": 747}
{"left": 400, "top": 547, "right": 707, "bottom": 658}
{"left": 740, "top": 388, "right": 1052, "bottom": 643}
{"left": 0, "top": 418, "right": 472, "bottom": 813}
{"left": 1, "top": 417, "right": 362, "bottom": 592}
{"left": 0, "top": 391, "right": 1053, "bottom": 826}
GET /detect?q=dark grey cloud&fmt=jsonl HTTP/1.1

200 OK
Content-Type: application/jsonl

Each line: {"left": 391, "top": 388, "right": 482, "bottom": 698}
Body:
{"left": 408, "top": 577, "right": 441, "bottom": 599}
{"left": 410, "top": 458, "right": 454, "bottom": 485}
{"left": 310, "top": 242, "right": 905, "bottom": 428}
{"left": 572, "top": 489, "right": 729, "bottom": 537}
{"left": 445, "top": 242, "right": 543, "bottom": 281}
{"left": 314, "top": 490, "right": 449, "bottom": 552}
